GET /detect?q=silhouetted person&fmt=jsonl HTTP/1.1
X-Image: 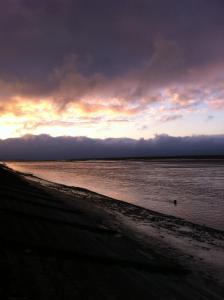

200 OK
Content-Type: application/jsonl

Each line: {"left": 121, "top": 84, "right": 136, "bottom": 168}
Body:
{"left": 174, "top": 200, "right": 177, "bottom": 206}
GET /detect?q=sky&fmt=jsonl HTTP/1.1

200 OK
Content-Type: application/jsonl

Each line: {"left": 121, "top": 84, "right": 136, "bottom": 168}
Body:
{"left": 0, "top": 0, "right": 224, "bottom": 140}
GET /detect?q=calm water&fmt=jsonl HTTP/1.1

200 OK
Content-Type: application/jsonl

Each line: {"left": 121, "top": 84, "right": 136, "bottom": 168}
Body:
{"left": 7, "top": 160, "right": 224, "bottom": 231}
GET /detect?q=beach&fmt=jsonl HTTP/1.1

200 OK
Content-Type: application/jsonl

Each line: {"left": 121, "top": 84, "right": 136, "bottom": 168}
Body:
{"left": 0, "top": 163, "right": 223, "bottom": 299}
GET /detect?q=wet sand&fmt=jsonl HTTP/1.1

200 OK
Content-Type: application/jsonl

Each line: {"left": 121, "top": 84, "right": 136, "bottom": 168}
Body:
{"left": 0, "top": 164, "right": 223, "bottom": 299}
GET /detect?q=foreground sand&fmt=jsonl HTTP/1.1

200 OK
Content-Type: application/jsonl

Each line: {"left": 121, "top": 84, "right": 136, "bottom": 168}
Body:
{"left": 0, "top": 164, "right": 223, "bottom": 299}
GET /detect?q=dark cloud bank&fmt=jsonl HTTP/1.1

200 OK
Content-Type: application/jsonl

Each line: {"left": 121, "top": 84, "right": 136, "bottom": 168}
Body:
{"left": 1, "top": 0, "right": 224, "bottom": 113}
{"left": 0, "top": 134, "right": 224, "bottom": 160}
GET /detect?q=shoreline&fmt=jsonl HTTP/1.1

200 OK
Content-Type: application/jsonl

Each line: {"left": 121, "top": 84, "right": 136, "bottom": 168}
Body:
{"left": 22, "top": 167, "right": 224, "bottom": 280}
{"left": 23, "top": 166, "right": 224, "bottom": 235}
{"left": 1, "top": 164, "right": 224, "bottom": 299}
{"left": 6, "top": 159, "right": 224, "bottom": 232}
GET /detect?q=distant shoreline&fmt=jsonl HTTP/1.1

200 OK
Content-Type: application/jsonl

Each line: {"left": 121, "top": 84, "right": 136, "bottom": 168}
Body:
{"left": 4, "top": 154, "right": 224, "bottom": 162}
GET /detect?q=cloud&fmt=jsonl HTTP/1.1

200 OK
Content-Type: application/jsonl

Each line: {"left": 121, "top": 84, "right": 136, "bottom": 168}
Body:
{"left": 207, "top": 115, "right": 214, "bottom": 121}
{"left": 0, "top": 0, "right": 224, "bottom": 135}
{"left": 0, "top": 44, "right": 223, "bottom": 125}
{"left": 160, "top": 114, "right": 183, "bottom": 122}
{"left": 0, "top": 134, "right": 224, "bottom": 160}
{"left": 208, "top": 99, "right": 224, "bottom": 110}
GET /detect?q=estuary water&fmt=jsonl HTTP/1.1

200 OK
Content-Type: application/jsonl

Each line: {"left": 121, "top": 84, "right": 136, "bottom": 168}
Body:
{"left": 7, "top": 160, "right": 224, "bottom": 231}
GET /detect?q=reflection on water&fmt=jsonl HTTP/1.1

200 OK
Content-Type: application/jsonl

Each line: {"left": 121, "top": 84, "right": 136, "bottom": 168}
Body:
{"left": 8, "top": 160, "right": 224, "bottom": 231}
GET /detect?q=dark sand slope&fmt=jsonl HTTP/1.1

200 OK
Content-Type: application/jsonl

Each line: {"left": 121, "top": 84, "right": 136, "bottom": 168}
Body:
{"left": 0, "top": 165, "right": 223, "bottom": 299}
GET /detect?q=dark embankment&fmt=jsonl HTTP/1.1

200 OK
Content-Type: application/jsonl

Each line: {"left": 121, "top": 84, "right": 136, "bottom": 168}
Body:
{"left": 0, "top": 164, "right": 223, "bottom": 299}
